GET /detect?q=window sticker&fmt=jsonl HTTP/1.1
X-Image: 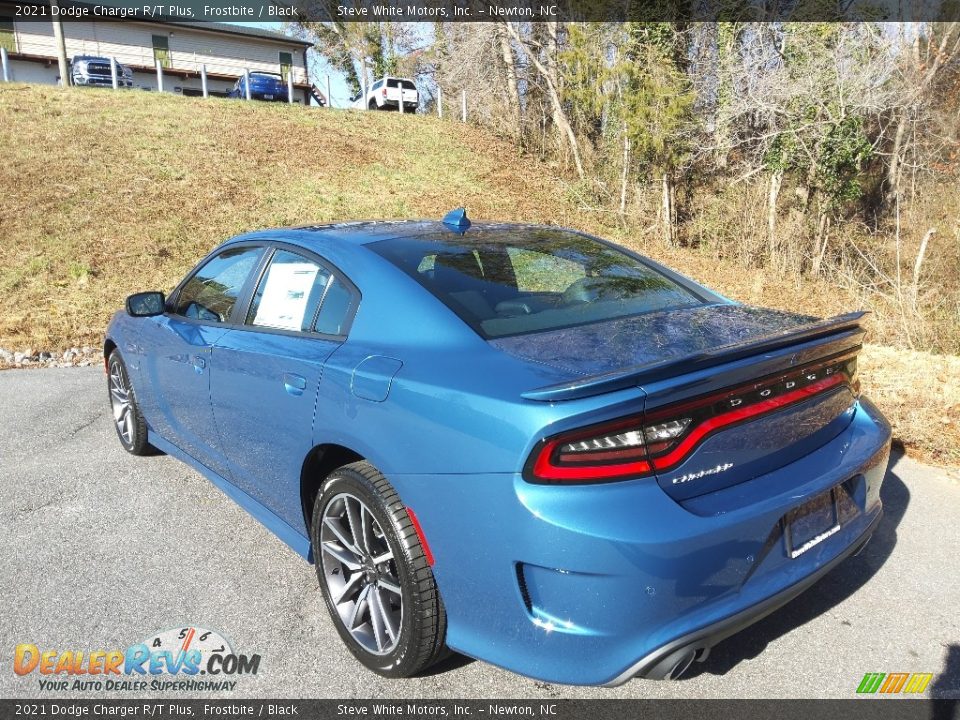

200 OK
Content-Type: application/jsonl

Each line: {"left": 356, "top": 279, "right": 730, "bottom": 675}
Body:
{"left": 252, "top": 262, "right": 321, "bottom": 331}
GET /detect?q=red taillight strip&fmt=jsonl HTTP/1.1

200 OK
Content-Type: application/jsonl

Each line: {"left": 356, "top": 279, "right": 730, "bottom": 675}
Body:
{"left": 533, "top": 441, "right": 651, "bottom": 480}
{"left": 527, "top": 359, "right": 853, "bottom": 484}
{"left": 649, "top": 372, "right": 846, "bottom": 472}
{"left": 405, "top": 507, "right": 435, "bottom": 566}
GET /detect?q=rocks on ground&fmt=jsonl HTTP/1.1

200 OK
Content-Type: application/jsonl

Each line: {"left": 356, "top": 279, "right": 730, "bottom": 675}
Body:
{"left": 0, "top": 345, "right": 99, "bottom": 369}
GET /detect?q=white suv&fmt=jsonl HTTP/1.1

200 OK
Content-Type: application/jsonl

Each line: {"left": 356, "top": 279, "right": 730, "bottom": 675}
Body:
{"left": 351, "top": 76, "right": 419, "bottom": 111}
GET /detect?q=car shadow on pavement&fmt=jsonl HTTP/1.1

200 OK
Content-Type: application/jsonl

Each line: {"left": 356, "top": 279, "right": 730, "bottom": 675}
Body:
{"left": 931, "top": 644, "right": 960, "bottom": 711}
{"left": 683, "top": 447, "right": 909, "bottom": 680}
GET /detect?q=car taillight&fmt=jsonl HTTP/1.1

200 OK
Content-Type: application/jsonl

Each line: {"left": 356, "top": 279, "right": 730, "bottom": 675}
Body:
{"left": 382, "top": 88, "right": 387, "bottom": 97}
{"left": 525, "top": 351, "right": 858, "bottom": 484}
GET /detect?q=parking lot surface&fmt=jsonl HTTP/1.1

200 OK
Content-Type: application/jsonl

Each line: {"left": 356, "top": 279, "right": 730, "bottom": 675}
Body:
{"left": 1, "top": 368, "right": 957, "bottom": 699}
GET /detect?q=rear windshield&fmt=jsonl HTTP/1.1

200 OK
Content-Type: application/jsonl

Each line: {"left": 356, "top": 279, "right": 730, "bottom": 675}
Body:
{"left": 370, "top": 228, "right": 705, "bottom": 339}
{"left": 386, "top": 79, "right": 417, "bottom": 90}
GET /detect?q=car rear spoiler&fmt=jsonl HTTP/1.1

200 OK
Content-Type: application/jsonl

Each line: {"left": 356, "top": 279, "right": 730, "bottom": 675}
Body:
{"left": 521, "top": 311, "right": 868, "bottom": 402}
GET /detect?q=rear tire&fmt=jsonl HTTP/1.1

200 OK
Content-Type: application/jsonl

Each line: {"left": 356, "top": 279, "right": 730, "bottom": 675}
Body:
{"left": 107, "top": 350, "right": 153, "bottom": 456}
{"left": 312, "top": 461, "right": 447, "bottom": 677}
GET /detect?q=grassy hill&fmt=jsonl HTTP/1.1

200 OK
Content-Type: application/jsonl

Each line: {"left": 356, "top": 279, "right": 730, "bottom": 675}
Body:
{"left": 0, "top": 83, "right": 957, "bottom": 464}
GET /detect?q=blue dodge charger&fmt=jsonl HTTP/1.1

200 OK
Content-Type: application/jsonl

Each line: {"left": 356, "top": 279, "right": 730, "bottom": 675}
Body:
{"left": 104, "top": 209, "right": 891, "bottom": 685}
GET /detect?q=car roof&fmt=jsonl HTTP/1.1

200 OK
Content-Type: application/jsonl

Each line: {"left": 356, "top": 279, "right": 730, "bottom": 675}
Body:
{"left": 226, "top": 219, "right": 564, "bottom": 249}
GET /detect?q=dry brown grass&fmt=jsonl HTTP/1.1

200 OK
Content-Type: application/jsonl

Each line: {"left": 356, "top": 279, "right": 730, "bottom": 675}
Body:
{"left": 0, "top": 84, "right": 956, "bottom": 464}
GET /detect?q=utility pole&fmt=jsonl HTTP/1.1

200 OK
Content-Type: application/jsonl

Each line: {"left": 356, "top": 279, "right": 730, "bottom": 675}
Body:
{"left": 51, "top": 1, "right": 69, "bottom": 87}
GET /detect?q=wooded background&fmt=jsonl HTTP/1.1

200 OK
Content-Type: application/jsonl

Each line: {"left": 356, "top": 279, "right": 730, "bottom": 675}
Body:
{"left": 299, "top": 21, "right": 960, "bottom": 354}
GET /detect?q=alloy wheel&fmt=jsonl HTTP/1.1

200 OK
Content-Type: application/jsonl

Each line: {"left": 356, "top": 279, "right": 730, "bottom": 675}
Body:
{"left": 319, "top": 492, "right": 403, "bottom": 655}
{"left": 109, "top": 359, "right": 134, "bottom": 446}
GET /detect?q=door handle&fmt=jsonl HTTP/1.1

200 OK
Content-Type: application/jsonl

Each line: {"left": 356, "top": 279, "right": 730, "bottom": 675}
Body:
{"left": 283, "top": 372, "right": 307, "bottom": 396}
{"left": 192, "top": 355, "right": 206, "bottom": 374}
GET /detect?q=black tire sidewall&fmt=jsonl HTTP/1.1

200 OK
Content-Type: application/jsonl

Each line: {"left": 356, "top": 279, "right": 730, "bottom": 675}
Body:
{"left": 107, "top": 350, "right": 148, "bottom": 455}
{"left": 312, "top": 468, "right": 428, "bottom": 677}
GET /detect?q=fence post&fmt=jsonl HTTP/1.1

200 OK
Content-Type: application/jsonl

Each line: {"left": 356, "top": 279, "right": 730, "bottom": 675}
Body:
{"left": 287, "top": 69, "right": 294, "bottom": 104}
{"left": 437, "top": 85, "right": 442, "bottom": 118}
{"left": 1, "top": 47, "right": 9, "bottom": 83}
{"left": 155, "top": 59, "right": 163, "bottom": 93}
{"left": 200, "top": 64, "right": 208, "bottom": 98}
{"left": 461, "top": 89, "right": 466, "bottom": 122}
{"left": 326, "top": 74, "right": 331, "bottom": 109}
{"left": 110, "top": 57, "right": 118, "bottom": 90}
{"left": 399, "top": 87, "right": 403, "bottom": 114}
{"left": 244, "top": 68, "right": 251, "bottom": 100}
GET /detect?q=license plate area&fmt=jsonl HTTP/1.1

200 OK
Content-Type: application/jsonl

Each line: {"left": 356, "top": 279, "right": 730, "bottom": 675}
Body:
{"left": 783, "top": 487, "right": 841, "bottom": 559}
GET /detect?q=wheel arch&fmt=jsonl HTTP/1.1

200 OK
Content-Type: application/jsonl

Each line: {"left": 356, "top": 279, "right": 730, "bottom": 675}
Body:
{"left": 103, "top": 338, "right": 118, "bottom": 371}
{"left": 300, "top": 443, "right": 365, "bottom": 551}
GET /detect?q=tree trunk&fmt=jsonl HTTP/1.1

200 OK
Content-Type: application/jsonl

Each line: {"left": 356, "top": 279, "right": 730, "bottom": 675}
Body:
{"left": 812, "top": 212, "right": 829, "bottom": 276}
{"left": 506, "top": 22, "right": 584, "bottom": 178}
{"left": 495, "top": 22, "right": 522, "bottom": 140}
{"left": 885, "top": 110, "right": 907, "bottom": 206}
{"left": 620, "top": 128, "right": 630, "bottom": 215}
{"left": 662, "top": 172, "right": 674, "bottom": 245}
{"left": 767, "top": 169, "right": 783, "bottom": 267}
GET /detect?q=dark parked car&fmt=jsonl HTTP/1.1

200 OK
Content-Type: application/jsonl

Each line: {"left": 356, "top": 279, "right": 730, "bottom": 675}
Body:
{"left": 228, "top": 72, "right": 288, "bottom": 102}
{"left": 105, "top": 209, "right": 891, "bottom": 685}
{"left": 71, "top": 55, "right": 134, "bottom": 88}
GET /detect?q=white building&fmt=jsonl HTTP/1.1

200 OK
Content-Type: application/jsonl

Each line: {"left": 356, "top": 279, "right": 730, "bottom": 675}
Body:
{"left": 0, "top": 8, "right": 321, "bottom": 104}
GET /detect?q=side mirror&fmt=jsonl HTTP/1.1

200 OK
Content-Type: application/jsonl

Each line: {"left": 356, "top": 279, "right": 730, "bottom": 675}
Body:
{"left": 126, "top": 291, "right": 166, "bottom": 317}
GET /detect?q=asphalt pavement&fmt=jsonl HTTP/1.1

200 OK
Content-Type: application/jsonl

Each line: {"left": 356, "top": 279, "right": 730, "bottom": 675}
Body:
{"left": 1, "top": 367, "right": 957, "bottom": 699}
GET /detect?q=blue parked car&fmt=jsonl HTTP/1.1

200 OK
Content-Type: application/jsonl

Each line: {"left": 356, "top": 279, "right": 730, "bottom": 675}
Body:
{"left": 105, "top": 210, "right": 891, "bottom": 685}
{"left": 228, "top": 72, "right": 288, "bottom": 102}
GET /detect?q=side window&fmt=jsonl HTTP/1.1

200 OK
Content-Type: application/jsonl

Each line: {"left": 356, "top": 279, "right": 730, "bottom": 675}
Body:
{"left": 279, "top": 51, "right": 293, "bottom": 82}
{"left": 0, "top": 17, "right": 16, "bottom": 53}
{"left": 152, "top": 35, "right": 170, "bottom": 68}
{"left": 372, "top": 80, "right": 383, "bottom": 90}
{"left": 314, "top": 276, "right": 354, "bottom": 336}
{"left": 507, "top": 247, "right": 584, "bottom": 293}
{"left": 246, "top": 250, "right": 330, "bottom": 332}
{"left": 175, "top": 246, "right": 263, "bottom": 323}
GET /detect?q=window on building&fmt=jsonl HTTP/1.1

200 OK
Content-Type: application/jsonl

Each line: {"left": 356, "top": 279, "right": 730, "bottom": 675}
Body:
{"left": 152, "top": 35, "right": 170, "bottom": 68}
{"left": 0, "top": 17, "right": 16, "bottom": 53}
{"left": 279, "top": 51, "right": 293, "bottom": 82}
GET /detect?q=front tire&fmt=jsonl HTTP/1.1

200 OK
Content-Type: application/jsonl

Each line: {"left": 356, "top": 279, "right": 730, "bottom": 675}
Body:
{"left": 107, "top": 350, "right": 152, "bottom": 456}
{"left": 312, "top": 461, "right": 447, "bottom": 677}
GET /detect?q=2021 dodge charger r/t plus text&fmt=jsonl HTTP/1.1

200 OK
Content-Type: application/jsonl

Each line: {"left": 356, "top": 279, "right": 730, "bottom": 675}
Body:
{"left": 105, "top": 209, "right": 891, "bottom": 685}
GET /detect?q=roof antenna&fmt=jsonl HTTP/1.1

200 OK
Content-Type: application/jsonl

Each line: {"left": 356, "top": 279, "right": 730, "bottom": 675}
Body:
{"left": 442, "top": 207, "right": 471, "bottom": 233}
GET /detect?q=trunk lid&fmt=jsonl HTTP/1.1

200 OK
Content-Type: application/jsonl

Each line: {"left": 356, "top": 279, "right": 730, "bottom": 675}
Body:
{"left": 495, "top": 304, "right": 864, "bottom": 500}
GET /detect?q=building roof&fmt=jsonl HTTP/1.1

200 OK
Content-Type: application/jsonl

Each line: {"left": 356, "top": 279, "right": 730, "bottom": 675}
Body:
{"left": 159, "top": 21, "right": 312, "bottom": 48}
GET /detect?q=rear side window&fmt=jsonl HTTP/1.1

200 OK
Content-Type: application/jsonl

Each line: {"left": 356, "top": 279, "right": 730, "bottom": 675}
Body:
{"left": 314, "top": 276, "right": 353, "bottom": 336}
{"left": 246, "top": 250, "right": 331, "bottom": 332}
{"left": 371, "top": 229, "right": 704, "bottom": 339}
{"left": 175, "top": 246, "right": 263, "bottom": 323}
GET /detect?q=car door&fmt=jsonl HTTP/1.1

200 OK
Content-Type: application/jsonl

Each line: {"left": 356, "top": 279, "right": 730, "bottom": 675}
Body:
{"left": 209, "top": 246, "right": 360, "bottom": 529}
{"left": 136, "top": 244, "right": 265, "bottom": 478}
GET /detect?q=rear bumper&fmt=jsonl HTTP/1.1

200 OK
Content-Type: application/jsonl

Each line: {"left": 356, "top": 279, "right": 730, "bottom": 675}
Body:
{"left": 393, "top": 397, "right": 892, "bottom": 686}
{"left": 250, "top": 92, "right": 288, "bottom": 101}
{"left": 602, "top": 506, "right": 881, "bottom": 685}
